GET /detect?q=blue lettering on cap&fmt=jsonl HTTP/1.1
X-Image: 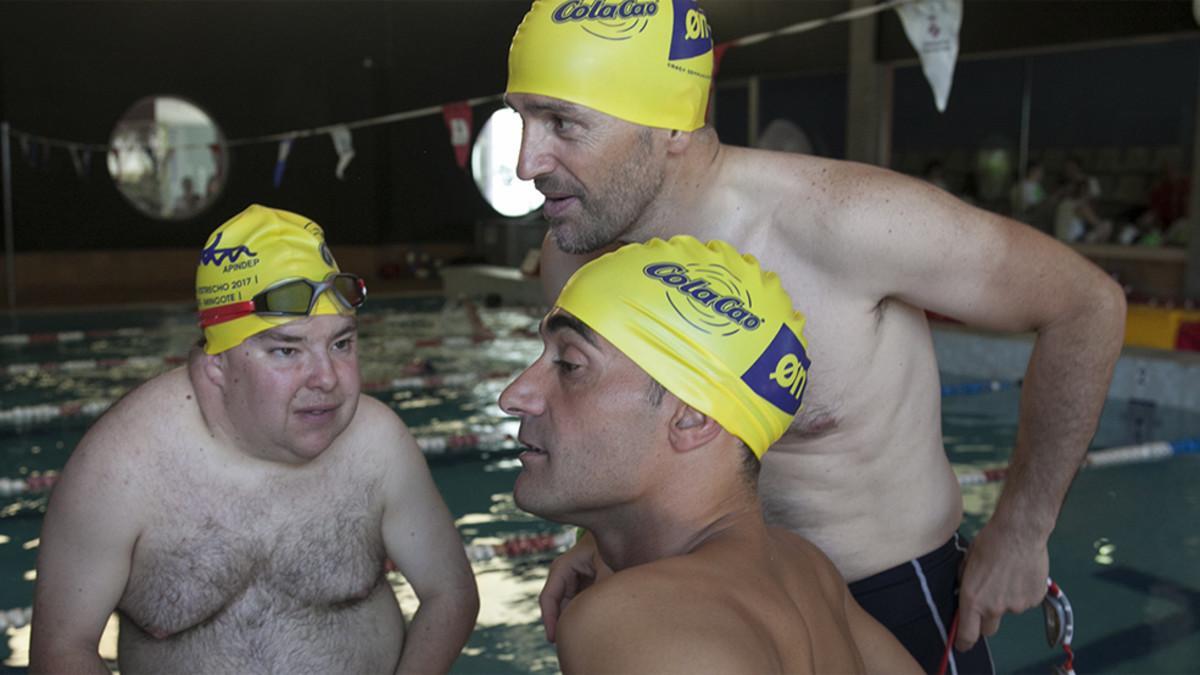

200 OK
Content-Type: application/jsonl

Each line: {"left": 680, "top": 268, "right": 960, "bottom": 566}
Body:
{"left": 741, "top": 323, "right": 810, "bottom": 415}
{"left": 668, "top": 0, "right": 712, "bottom": 61}
{"left": 644, "top": 262, "right": 762, "bottom": 332}
{"left": 200, "top": 232, "right": 258, "bottom": 267}
{"left": 551, "top": 0, "right": 659, "bottom": 40}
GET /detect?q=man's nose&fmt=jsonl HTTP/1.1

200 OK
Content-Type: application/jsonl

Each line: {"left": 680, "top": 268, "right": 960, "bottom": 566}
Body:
{"left": 515, "top": 127, "right": 554, "bottom": 182}
{"left": 307, "top": 352, "right": 338, "bottom": 391}
{"left": 499, "top": 365, "right": 545, "bottom": 418}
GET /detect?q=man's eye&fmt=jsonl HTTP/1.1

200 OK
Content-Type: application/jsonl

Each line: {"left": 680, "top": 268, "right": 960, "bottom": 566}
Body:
{"left": 553, "top": 359, "right": 579, "bottom": 374}
{"left": 333, "top": 337, "right": 355, "bottom": 351}
{"left": 553, "top": 116, "right": 575, "bottom": 132}
{"left": 272, "top": 347, "right": 297, "bottom": 357}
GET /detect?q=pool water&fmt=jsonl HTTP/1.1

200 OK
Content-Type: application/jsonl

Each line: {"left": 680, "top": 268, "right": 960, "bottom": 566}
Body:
{"left": 2, "top": 298, "right": 1198, "bottom": 673}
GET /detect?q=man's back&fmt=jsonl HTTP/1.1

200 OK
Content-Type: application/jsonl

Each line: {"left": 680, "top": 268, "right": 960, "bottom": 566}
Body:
{"left": 555, "top": 524, "right": 917, "bottom": 674}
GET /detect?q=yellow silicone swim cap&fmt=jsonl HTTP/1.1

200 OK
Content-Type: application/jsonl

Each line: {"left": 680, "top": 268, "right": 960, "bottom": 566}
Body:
{"left": 555, "top": 236, "right": 810, "bottom": 458}
{"left": 508, "top": 0, "right": 714, "bottom": 131}
{"left": 195, "top": 204, "right": 350, "bottom": 355}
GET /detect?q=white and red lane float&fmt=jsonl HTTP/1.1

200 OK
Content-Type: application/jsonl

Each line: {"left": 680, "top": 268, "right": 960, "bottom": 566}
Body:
{"left": 0, "top": 473, "right": 60, "bottom": 497}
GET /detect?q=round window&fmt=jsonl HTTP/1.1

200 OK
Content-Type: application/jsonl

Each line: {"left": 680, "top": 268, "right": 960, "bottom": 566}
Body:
{"left": 107, "top": 96, "right": 227, "bottom": 220}
{"left": 471, "top": 108, "right": 544, "bottom": 218}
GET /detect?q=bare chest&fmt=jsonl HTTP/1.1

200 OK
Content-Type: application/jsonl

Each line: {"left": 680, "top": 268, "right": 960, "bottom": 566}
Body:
{"left": 120, "top": 472, "right": 384, "bottom": 639}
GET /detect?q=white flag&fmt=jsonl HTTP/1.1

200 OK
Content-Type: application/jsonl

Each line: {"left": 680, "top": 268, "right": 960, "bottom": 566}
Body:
{"left": 329, "top": 126, "right": 355, "bottom": 180}
{"left": 896, "top": 0, "right": 962, "bottom": 113}
{"left": 68, "top": 145, "right": 92, "bottom": 178}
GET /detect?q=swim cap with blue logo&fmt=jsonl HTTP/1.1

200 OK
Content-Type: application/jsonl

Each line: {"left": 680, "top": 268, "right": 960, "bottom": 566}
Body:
{"left": 555, "top": 236, "right": 810, "bottom": 458}
{"left": 508, "top": 0, "right": 714, "bottom": 131}
{"left": 195, "top": 204, "right": 350, "bottom": 355}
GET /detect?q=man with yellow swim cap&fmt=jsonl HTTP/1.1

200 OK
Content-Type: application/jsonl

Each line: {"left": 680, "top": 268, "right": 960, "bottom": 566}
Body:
{"left": 31, "top": 205, "right": 478, "bottom": 674}
{"left": 507, "top": 2, "right": 1126, "bottom": 671}
{"left": 501, "top": 236, "right": 919, "bottom": 673}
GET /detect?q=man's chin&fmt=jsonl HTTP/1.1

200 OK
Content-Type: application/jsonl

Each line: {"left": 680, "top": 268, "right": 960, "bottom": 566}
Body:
{"left": 549, "top": 222, "right": 612, "bottom": 256}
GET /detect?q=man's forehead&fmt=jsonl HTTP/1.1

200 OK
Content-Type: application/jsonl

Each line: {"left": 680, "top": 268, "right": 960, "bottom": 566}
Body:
{"left": 541, "top": 309, "right": 601, "bottom": 348}
{"left": 507, "top": 93, "right": 594, "bottom": 118}
{"left": 255, "top": 315, "right": 357, "bottom": 341}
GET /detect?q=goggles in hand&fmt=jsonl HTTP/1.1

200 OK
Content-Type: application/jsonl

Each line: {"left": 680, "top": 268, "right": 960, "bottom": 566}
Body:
{"left": 938, "top": 577, "right": 1076, "bottom": 675}
{"left": 1043, "top": 578, "right": 1075, "bottom": 675}
{"left": 198, "top": 273, "right": 367, "bottom": 328}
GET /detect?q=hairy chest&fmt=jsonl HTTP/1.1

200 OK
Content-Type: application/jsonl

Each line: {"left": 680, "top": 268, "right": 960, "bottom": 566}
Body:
{"left": 119, "top": 475, "right": 383, "bottom": 638}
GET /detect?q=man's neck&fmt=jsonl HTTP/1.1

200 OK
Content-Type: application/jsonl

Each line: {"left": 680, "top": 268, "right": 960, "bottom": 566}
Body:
{"left": 588, "top": 494, "right": 762, "bottom": 571}
{"left": 625, "top": 133, "right": 727, "bottom": 243}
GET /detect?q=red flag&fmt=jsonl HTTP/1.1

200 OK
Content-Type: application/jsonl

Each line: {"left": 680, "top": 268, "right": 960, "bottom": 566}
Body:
{"left": 706, "top": 42, "right": 734, "bottom": 125}
{"left": 442, "top": 101, "right": 473, "bottom": 170}
{"left": 713, "top": 42, "right": 733, "bottom": 78}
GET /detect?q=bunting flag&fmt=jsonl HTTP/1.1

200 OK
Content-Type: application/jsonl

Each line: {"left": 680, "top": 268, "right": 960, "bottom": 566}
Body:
{"left": 67, "top": 145, "right": 92, "bottom": 178}
{"left": 330, "top": 126, "right": 355, "bottom": 180}
{"left": 712, "top": 42, "right": 733, "bottom": 78}
{"left": 706, "top": 42, "right": 734, "bottom": 124}
{"left": 273, "top": 138, "right": 293, "bottom": 188}
{"left": 896, "top": 0, "right": 962, "bottom": 113}
{"left": 442, "top": 101, "right": 473, "bottom": 170}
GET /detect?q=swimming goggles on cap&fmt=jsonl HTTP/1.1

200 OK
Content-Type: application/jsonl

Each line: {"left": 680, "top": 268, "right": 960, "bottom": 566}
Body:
{"left": 198, "top": 272, "right": 367, "bottom": 328}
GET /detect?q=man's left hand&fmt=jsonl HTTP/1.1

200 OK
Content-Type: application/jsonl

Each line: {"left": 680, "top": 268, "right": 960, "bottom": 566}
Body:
{"left": 954, "top": 519, "right": 1049, "bottom": 652}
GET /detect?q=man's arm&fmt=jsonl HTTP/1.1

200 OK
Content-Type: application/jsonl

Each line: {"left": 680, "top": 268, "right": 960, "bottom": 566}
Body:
{"left": 817, "top": 162, "right": 1126, "bottom": 649}
{"left": 30, "top": 427, "right": 142, "bottom": 674}
{"left": 374, "top": 400, "right": 479, "bottom": 675}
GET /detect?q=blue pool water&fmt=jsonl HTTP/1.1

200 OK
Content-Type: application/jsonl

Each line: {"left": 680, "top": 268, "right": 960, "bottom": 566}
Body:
{"left": 1, "top": 297, "right": 1198, "bottom": 673}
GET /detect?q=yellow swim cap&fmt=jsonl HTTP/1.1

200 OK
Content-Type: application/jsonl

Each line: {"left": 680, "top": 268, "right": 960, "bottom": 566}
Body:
{"left": 556, "top": 236, "right": 810, "bottom": 458}
{"left": 195, "top": 204, "right": 350, "bottom": 355}
{"left": 508, "top": 0, "right": 714, "bottom": 131}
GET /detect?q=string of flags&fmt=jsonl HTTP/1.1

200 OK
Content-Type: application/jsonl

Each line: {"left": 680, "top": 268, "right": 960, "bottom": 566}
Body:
{"left": 2, "top": 0, "right": 958, "bottom": 186}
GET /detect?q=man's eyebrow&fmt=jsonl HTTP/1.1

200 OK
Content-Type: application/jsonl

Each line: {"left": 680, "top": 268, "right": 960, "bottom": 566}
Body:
{"left": 544, "top": 313, "right": 598, "bottom": 347}
{"left": 257, "top": 330, "right": 304, "bottom": 344}
{"left": 524, "top": 99, "right": 584, "bottom": 118}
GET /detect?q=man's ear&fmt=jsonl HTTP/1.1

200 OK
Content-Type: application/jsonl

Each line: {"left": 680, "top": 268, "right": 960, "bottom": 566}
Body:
{"left": 203, "top": 351, "right": 229, "bottom": 389}
{"left": 667, "top": 402, "right": 722, "bottom": 453}
{"left": 665, "top": 128, "right": 693, "bottom": 156}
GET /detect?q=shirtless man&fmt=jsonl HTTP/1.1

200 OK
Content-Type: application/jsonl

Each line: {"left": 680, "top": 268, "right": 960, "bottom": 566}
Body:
{"left": 501, "top": 235, "right": 920, "bottom": 674}
{"left": 506, "top": 1, "right": 1126, "bottom": 671}
{"left": 30, "top": 205, "right": 479, "bottom": 674}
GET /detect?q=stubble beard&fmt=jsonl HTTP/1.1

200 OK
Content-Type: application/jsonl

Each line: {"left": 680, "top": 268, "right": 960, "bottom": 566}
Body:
{"left": 548, "top": 132, "right": 665, "bottom": 255}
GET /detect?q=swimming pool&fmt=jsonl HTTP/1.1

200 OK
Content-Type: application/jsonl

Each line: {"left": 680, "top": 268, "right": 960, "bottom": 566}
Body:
{"left": 1, "top": 297, "right": 1198, "bottom": 673}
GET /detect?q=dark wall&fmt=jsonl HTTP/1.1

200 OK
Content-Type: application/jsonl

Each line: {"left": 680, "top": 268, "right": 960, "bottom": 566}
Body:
{"left": 0, "top": 1, "right": 529, "bottom": 251}
{"left": 2, "top": 0, "right": 1197, "bottom": 252}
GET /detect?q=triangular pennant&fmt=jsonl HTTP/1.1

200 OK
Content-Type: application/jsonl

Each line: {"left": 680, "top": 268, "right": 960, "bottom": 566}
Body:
{"left": 442, "top": 101, "right": 473, "bottom": 170}
{"left": 68, "top": 145, "right": 92, "bottom": 178}
{"left": 896, "top": 0, "right": 962, "bottom": 113}
{"left": 713, "top": 42, "right": 733, "bottom": 78}
{"left": 330, "top": 126, "right": 355, "bottom": 180}
{"left": 274, "top": 138, "right": 294, "bottom": 188}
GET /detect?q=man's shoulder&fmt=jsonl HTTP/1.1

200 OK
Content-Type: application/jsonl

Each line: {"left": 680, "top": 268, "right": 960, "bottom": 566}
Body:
{"left": 563, "top": 558, "right": 728, "bottom": 628}
{"left": 558, "top": 562, "right": 776, "bottom": 673}
{"left": 86, "top": 367, "right": 195, "bottom": 447}
{"left": 335, "top": 394, "right": 418, "bottom": 462}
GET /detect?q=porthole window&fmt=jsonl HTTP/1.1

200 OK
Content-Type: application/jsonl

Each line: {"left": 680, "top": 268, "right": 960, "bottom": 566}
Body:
{"left": 470, "top": 108, "right": 544, "bottom": 218}
{"left": 107, "top": 96, "right": 227, "bottom": 220}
